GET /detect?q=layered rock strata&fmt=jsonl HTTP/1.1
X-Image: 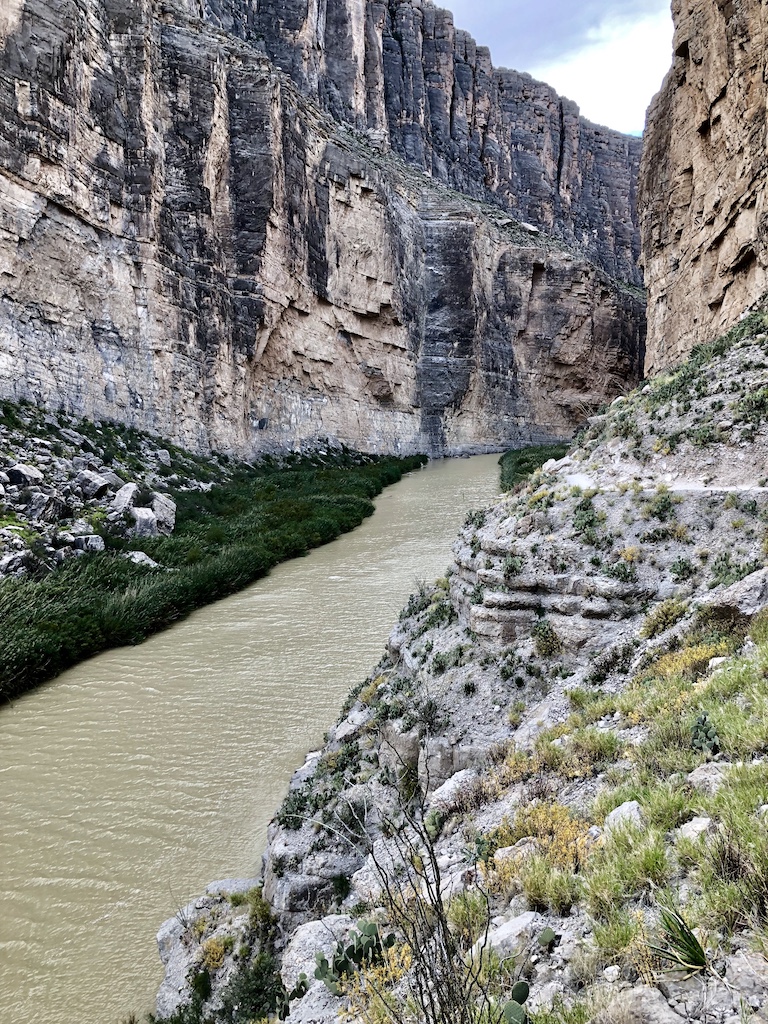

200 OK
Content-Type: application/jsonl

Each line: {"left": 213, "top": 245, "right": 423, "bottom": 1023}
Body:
{"left": 0, "top": 0, "right": 644, "bottom": 458}
{"left": 640, "top": 0, "right": 768, "bottom": 371}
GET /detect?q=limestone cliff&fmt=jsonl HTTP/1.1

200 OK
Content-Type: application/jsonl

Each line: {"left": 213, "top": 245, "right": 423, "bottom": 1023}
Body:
{"left": 640, "top": 0, "right": 768, "bottom": 372}
{"left": 0, "top": 0, "right": 645, "bottom": 457}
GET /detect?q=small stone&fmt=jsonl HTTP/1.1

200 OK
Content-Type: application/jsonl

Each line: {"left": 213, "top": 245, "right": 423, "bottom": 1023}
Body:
{"left": 603, "top": 965, "right": 621, "bottom": 983}
{"left": 604, "top": 800, "right": 644, "bottom": 832}
{"left": 687, "top": 763, "right": 729, "bottom": 795}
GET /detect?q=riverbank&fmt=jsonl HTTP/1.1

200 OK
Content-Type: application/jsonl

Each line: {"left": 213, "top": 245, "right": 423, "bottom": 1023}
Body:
{"left": 0, "top": 399, "right": 426, "bottom": 701}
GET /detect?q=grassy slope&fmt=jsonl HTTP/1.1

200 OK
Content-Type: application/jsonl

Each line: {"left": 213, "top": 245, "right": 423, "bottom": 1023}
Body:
{"left": 0, "top": 450, "right": 426, "bottom": 702}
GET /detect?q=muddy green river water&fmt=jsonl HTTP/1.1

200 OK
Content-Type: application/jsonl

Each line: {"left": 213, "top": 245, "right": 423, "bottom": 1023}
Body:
{"left": 0, "top": 455, "right": 500, "bottom": 1024}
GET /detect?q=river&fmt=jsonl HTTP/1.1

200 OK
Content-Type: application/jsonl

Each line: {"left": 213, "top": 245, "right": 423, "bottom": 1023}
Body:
{"left": 0, "top": 454, "right": 500, "bottom": 1024}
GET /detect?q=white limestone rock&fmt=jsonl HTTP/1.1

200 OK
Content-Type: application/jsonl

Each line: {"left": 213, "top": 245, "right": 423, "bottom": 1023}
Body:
{"left": 130, "top": 507, "right": 158, "bottom": 537}
{"left": 280, "top": 915, "right": 353, "bottom": 990}
{"left": 604, "top": 800, "right": 644, "bottom": 832}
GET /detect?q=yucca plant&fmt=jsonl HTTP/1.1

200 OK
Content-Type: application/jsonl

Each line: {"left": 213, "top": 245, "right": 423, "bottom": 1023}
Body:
{"left": 648, "top": 898, "right": 707, "bottom": 974}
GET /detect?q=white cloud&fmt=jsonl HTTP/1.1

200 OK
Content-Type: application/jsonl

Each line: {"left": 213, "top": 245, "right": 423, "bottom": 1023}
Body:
{"left": 528, "top": 10, "right": 673, "bottom": 133}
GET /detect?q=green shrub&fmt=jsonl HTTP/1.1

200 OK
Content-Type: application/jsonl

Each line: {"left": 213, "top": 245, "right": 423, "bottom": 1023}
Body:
{"left": 532, "top": 620, "right": 562, "bottom": 657}
{"left": 641, "top": 599, "right": 687, "bottom": 638}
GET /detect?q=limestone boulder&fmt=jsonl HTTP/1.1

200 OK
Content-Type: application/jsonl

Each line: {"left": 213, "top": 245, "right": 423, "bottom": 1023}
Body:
{"left": 280, "top": 915, "right": 353, "bottom": 990}
{"left": 129, "top": 508, "right": 158, "bottom": 537}
{"left": 111, "top": 483, "right": 139, "bottom": 515}
{"left": 599, "top": 986, "right": 686, "bottom": 1024}
{"left": 150, "top": 492, "right": 176, "bottom": 535}
{"left": 7, "top": 464, "right": 44, "bottom": 487}
{"left": 75, "top": 470, "right": 110, "bottom": 500}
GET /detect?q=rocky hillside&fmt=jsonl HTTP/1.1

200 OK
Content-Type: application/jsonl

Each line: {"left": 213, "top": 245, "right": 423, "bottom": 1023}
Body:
{"left": 154, "top": 307, "right": 768, "bottom": 1024}
{"left": 0, "top": 0, "right": 644, "bottom": 459}
{"left": 640, "top": 0, "right": 768, "bottom": 372}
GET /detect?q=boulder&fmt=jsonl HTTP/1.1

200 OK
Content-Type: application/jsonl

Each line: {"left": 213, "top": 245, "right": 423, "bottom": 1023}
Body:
{"left": 0, "top": 553, "right": 24, "bottom": 574}
{"left": 99, "top": 470, "right": 126, "bottom": 489}
{"left": 279, "top": 915, "right": 353, "bottom": 990}
{"left": 687, "top": 763, "right": 729, "bottom": 795}
{"left": 599, "top": 986, "right": 686, "bottom": 1024}
{"left": 284, "top": 980, "right": 343, "bottom": 1024}
{"left": 123, "top": 551, "right": 160, "bottom": 569}
{"left": 73, "top": 535, "right": 106, "bottom": 553}
{"left": 676, "top": 817, "right": 712, "bottom": 842}
{"left": 26, "top": 492, "right": 67, "bottom": 523}
{"left": 75, "top": 470, "right": 110, "bottom": 500}
{"left": 156, "top": 449, "right": 172, "bottom": 467}
{"left": 494, "top": 839, "right": 539, "bottom": 867}
{"left": 726, "top": 952, "right": 768, "bottom": 1011}
{"left": 129, "top": 507, "right": 158, "bottom": 537}
{"left": 7, "top": 463, "right": 44, "bottom": 486}
{"left": 484, "top": 912, "right": 541, "bottom": 957}
{"left": 703, "top": 567, "right": 768, "bottom": 618}
{"left": 111, "top": 482, "right": 139, "bottom": 514}
{"left": 151, "top": 492, "right": 176, "bottom": 535}
{"left": 429, "top": 769, "right": 478, "bottom": 811}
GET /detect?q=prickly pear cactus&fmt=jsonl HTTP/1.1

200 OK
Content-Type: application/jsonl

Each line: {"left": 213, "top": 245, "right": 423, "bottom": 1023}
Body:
{"left": 691, "top": 713, "right": 720, "bottom": 755}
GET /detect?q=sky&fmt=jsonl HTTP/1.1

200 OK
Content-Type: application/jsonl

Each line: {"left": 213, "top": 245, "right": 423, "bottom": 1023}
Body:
{"left": 443, "top": 0, "right": 674, "bottom": 135}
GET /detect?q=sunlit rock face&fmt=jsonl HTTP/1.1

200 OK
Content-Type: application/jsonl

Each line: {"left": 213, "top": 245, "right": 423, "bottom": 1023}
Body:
{"left": 0, "top": 0, "right": 644, "bottom": 456}
{"left": 640, "top": 0, "right": 768, "bottom": 373}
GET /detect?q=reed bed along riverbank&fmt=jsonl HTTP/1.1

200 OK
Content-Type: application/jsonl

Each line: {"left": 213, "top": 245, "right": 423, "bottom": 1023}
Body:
{"left": 0, "top": 408, "right": 426, "bottom": 701}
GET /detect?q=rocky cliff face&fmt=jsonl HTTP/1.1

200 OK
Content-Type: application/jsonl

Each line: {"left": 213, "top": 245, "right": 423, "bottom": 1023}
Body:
{"left": 640, "top": 0, "right": 768, "bottom": 372}
{"left": 246, "top": 0, "right": 644, "bottom": 286}
{"left": 0, "top": 0, "right": 644, "bottom": 457}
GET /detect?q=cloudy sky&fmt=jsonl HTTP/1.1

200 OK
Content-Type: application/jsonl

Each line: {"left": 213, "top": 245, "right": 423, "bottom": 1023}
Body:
{"left": 443, "top": 0, "right": 674, "bottom": 135}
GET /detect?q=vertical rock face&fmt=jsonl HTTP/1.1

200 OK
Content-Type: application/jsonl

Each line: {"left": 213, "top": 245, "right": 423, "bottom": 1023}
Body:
{"left": 0, "top": 0, "right": 644, "bottom": 457}
{"left": 250, "top": 0, "right": 643, "bottom": 287}
{"left": 640, "top": 0, "right": 768, "bottom": 372}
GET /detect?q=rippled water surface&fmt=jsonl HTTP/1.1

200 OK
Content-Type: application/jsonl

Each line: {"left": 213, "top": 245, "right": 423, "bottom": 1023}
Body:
{"left": 0, "top": 455, "right": 500, "bottom": 1024}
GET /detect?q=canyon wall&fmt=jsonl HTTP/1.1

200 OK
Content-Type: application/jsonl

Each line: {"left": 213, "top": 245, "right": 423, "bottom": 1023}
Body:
{"left": 640, "top": 0, "right": 768, "bottom": 372}
{"left": 0, "top": 0, "right": 645, "bottom": 457}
